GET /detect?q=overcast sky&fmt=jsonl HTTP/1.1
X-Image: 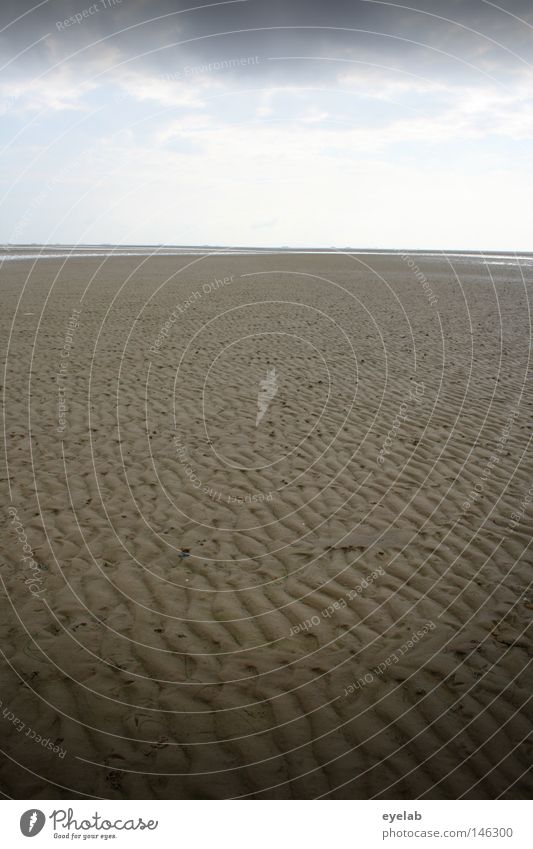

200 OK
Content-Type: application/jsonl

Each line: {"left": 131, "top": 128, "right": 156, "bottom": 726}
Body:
{"left": 1, "top": 0, "right": 532, "bottom": 249}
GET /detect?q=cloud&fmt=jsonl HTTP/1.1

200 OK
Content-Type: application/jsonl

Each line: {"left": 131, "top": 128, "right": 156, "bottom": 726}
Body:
{"left": 1, "top": 1, "right": 533, "bottom": 248}
{"left": 0, "top": 71, "right": 97, "bottom": 112}
{"left": 2, "top": 1, "right": 533, "bottom": 87}
{"left": 117, "top": 71, "right": 208, "bottom": 108}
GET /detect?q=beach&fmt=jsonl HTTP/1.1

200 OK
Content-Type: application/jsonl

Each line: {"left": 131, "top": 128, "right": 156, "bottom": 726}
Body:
{"left": 1, "top": 250, "right": 532, "bottom": 799}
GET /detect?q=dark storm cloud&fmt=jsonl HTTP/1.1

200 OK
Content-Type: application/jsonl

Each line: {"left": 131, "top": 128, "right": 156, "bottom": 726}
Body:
{"left": 1, "top": 1, "right": 532, "bottom": 86}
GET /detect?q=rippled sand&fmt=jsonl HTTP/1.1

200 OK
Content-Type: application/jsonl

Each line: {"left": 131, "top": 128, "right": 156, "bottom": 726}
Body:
{"left": 1, "top": 252, "right": 532, "bottom": 799}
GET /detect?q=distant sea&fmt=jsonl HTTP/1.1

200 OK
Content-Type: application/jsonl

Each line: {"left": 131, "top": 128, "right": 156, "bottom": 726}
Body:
{"left": 1, "top": 245, "right": 533, "bottom": 266}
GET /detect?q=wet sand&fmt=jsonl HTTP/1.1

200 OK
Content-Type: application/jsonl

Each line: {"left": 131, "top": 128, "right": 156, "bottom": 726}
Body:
{"left": 1, "top": 251, "right": 532, "bottom": 799}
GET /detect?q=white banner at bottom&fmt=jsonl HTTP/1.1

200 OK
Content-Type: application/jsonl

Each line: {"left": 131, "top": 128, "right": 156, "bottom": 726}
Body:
{"left": 2, "top": 800, "right": 530, "bottom": 848}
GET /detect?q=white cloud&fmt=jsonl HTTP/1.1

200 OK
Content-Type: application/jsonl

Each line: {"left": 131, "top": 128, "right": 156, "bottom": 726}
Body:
{"left": 116, "top": 72, "right": 207, "bottom": 109}
{"left": 300, "top": 108, "right": 329, "bottom": 124}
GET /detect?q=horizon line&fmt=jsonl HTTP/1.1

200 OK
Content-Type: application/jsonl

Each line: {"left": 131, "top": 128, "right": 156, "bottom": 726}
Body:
{"left": 2, "top": 243, "right": 533, "bottom": 255}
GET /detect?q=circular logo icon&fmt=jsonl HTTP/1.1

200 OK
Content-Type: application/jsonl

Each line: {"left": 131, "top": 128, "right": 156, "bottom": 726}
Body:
{"left": 20, "top": 810, "right": 46, "bottom": 837}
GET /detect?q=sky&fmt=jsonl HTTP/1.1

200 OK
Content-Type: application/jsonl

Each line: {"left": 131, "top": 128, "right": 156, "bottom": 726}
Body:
{"left": 0, "top": 0, "right": 532, "bottom": 249}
